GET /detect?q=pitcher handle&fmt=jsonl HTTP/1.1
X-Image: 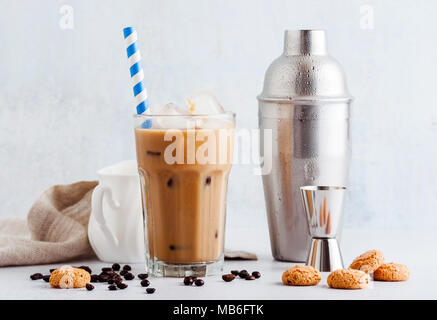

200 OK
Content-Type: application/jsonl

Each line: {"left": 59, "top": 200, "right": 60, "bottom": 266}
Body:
{"left": 91, "top": 184, "right": 120, "bottom": 246}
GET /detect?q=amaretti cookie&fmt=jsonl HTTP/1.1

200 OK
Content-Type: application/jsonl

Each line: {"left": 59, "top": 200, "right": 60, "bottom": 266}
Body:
{"left": 373, "top": 263, "right": 410, "bottom": 281}
{"left": 349, "top": 249, "right": 384, "bottom": 274}
{"left": 327, "top": 268, "right": 370, "bottom": 289}
{"left": 49, "top": 266, "right": 91, "bottom": 289}
{"left": 282, "top": 265, "right": 321, "bottom": 286}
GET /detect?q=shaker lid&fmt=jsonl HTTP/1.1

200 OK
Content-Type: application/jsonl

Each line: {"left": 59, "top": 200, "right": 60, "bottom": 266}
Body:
{"left": 257, "top": 30, "right": 352, "bottom": 103}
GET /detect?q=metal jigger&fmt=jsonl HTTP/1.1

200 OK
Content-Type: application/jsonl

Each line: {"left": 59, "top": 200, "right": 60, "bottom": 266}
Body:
{"left": 300, "top": 186, "right": 346, "bottom": 272}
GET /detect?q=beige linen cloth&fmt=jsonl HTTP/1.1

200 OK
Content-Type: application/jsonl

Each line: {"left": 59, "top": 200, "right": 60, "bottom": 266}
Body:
{"left": 0, "top": 181, "right": 256, "bottom": 267}
{"left": 0, "top": 181, "right": 98, "bottom": 267}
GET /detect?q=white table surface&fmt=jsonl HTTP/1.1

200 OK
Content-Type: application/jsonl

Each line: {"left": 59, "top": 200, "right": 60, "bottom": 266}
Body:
{"left": 0, "top": 227, "right": 434, "bottom": 300}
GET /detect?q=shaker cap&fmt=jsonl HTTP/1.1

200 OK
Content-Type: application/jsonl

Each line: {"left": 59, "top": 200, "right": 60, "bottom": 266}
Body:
{"left": 258, "top": 30, "right": 352, "bottom": 103}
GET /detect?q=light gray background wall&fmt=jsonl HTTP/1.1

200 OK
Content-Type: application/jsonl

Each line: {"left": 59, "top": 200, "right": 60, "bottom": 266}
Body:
{"left": 0, "top": 0, "right": 436, "bottom": 230}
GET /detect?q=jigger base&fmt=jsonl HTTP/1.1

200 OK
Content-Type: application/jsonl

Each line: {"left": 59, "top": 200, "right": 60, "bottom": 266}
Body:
{"left": 306, "top": 238, "right": 343, "bottom": 272}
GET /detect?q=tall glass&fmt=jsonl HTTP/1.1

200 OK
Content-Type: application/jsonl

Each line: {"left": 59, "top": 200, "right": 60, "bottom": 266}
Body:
{"left": 133, "top": 113, "right": 235, "bottom": 277}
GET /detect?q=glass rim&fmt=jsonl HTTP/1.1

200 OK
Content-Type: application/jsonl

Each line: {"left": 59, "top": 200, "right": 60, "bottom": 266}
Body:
{"left": 133, "top": 111, "right": 235, "bottom": 119}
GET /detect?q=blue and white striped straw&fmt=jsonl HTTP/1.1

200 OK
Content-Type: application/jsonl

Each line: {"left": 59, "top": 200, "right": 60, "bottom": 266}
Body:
{"left": 123, "top": 26, "right": 149, "bottom": 115}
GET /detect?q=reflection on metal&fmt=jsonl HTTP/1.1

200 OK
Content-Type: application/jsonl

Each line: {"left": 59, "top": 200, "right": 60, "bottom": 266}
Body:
{"left": 300, "top": 186, "right": 345, "bottom": 271}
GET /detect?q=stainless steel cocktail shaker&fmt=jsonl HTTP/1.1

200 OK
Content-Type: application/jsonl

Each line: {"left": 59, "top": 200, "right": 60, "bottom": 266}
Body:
{"left": 258, "top": 30, "right": 352, "bottom": 262}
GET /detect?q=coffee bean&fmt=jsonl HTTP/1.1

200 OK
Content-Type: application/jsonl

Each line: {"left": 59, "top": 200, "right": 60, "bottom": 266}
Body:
{"left": 146, "top": 288, "right": 156, "bottom": 294}
{"left": 111, "top": 274, "right": 122, "bottom": 282}
{"left": 245, "top": 275, "right": 256, "bottom": 280}
{"left": 108, "top": 284, "right": 117, "bottom": 291}
{"left": 49, "top": 269, "right": 56, "bottom": 273}
{"left": 238, "top": 270, "right": 249, "bottom": 278}
{"left": 102, "top": 267, "right": 112, "bottom": 273}
{"left": 252, "top": 271, "right": 261, "bottom": 279}
{"left": 167, "top": 178, "right": 173, "bottom": 187}
{"left": 108, "top": 279, "right": 115, "bottom": 284}
{"left": 42, "top": 275, "right": 50, "bottom": 282}
{"left": 222, "top": 274, "right": 236, "bottom": 282}
{"left": 122, "top": 265, "right": 131, "bottom": 271}
{"left": 124, "top": 273, "right": 135, "bottom": 280}
{"left": 30, "top": 273, "right": 43, "bottom": 280}
{"left": 79, "top": 266, "right": 92, "bottom": 274}
{"left": 120, "top": 269, "right": 128, "bottom": 276}
{"left": 141, "top": 279, "right": 150, "bottom": 287}
{"left": 231, "top": 270, "right": 239, "bottom": 276}
{"left": 112, "top": 263, "right": 121, "bottom": 271}
{"left": 90, "top": 274, "right": 98, "bottom": 283}
{"left": 205, "top": 176, "right": 211, "bottom": 185}
{"left": 103, "top": 272, "right": 113, "bottom": 277}
{"left": 138, "top": 273, "right": 148, "bottom": 280}
{"left": 98, "top": 274, "right": 110, "bottom": 282}
{"left": 194, "top": 279, "right": 204, "bottom": 286}
{"left": 117, "top": 282, "right": 128, "bottom": 289}
{"left": 183, "top": 277, "right": 194, "bottom": 286}
{"left": 86, "top": 283, "right": 94, "bottom": 291}
{"left": 147, "top": 150, "right": 161, "bottom": 156}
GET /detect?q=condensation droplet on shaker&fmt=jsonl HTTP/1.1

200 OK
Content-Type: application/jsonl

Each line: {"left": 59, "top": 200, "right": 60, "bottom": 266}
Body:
{"left": 304, "top": 160, "right": 319, "bottom": 181}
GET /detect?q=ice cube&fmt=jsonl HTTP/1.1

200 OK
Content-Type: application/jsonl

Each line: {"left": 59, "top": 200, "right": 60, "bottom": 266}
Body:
{"left": 152, "top": 102, "right": 190, "bottom": 116}
{"left": 152, "top": 103, "right": 193, "bottom": 129}
{"left": 186, "top": 91, "right": 225, "bottom": 115}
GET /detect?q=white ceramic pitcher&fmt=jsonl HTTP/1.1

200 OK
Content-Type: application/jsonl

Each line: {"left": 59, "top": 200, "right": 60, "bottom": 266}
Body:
{"left": 88, "top": 160, "right": 145, "bottom": 263}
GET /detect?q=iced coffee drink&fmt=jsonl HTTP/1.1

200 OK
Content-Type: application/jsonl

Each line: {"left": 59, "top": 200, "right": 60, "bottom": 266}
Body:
{"left": 134, "top": 92, "right": 235, "bottom": 277}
